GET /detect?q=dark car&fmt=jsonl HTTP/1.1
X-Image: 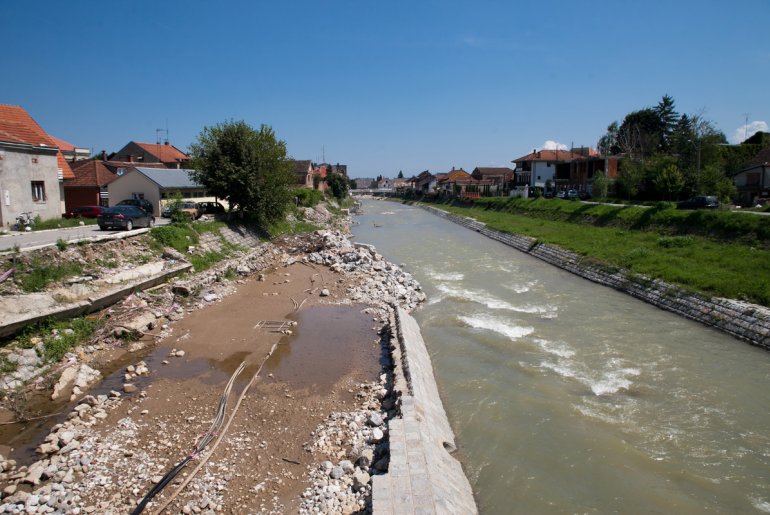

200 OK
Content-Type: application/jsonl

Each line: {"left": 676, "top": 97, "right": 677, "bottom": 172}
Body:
{"left": 198, "top": 201, "right": 226, "bottom": 215}
{"left": 62, "top": 205, "right": 104, "bottom": 219}
{"left": 577, "top": 191, "right": 592, "bottom": 200}
{"left": 116, "top": 198, "right": 154, "bottom": 215}
{"left": 677, "top": 195, "right": 719, "bottom": 210}
{"left": 97, "top": 206, "right": 155, "bottom": 231}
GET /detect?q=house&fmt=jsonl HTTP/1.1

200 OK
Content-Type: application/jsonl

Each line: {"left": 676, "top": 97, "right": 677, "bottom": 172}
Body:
{"left": 64, "top": 154, "right": 167, "bottom": 211}
{"left": 437, "top": 169, "right": 469, "bottom": 197}
{"left": 322, "top": 163, "right": 348, "bottom": 177}
{"left": 471, "top": 167, "right": 514, "bottom": 195}
{"left": 353, "top": 178, "right": 376, "bottom": 189}
{"left": 106, "top": 167, "right": 217, "bottom": 215}
{"left": 65, "top": 159, "right": 120, "bottom": 210}
{"left": 730, "top": 145, "right": 770, "bottom": 206}
{"left": 49, "top": 136, "right": 90, "bottom": 163}
{"left": 111, "top": 141, "right": 190, "bottom": 169}
{"left": 0, "top": 105, "right": 74, "bottom": 226}
{"left": 291, "top": 160, "right": 314, "bottom": 189}
{"left": 378, "top": 177, "right": 393, "bottom": 190}
{"left": 512, "top": 148, "right": 618, "bottom": 194}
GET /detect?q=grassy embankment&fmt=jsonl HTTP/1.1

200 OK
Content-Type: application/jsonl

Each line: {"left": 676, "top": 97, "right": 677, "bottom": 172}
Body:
{"left": 417, "top": 197, "right": 770, "bottom": 307}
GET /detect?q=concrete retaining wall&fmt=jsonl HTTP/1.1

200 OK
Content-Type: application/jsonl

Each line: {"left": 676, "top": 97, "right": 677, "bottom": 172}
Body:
{"left": 372, "top": 307, "right": 478, "bottom": 514}
{"left": 421, "top": 205, "right": 770, "bottom": 350}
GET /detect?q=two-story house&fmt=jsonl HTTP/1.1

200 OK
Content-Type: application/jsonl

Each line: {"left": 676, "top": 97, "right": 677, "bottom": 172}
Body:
{"left": 0, "top": 105, "right": 74, "bottom": 226}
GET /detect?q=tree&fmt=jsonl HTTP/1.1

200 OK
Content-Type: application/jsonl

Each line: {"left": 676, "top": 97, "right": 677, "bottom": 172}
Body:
{"left": 616, "top": 160, "right": 645, "bottom": 200}
{"left": 326, "top": 172, "right": 349, "bottom": 199}
{"left": 654, "top": 164, "right": 684, "bottom": 200}
{"left": 655, "top": 94, "right": 679, "bottom": 153}
{"left": 591, "top": 171, "right": 609, "bottom": 198}
{"left": 189, "top": 121, "right": 294, "bottom": 224}
{"left": 397, "top": 170, "right": 404, "bottom": 179}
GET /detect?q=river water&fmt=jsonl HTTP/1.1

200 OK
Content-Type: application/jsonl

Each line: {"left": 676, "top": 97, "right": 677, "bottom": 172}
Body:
{"left": 352, "top": 199, "right": 770, "bottom": 514}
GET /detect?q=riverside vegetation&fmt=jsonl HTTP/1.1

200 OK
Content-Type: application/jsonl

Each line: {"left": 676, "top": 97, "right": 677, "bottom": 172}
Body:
{"left": 412, "top": 197, "right": 770, "bottom": 307}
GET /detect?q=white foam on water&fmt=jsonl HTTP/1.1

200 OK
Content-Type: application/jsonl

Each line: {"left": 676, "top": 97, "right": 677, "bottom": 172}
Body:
{"left": 752, "top": 497, "right": 770, "bottom": 513}
{"left": 424, "top": 268, "right": 465, "bottom": 281}
{"left": 535, "top": 338, "right": 575, "bottom": 358}
{"left": 436, "top": 284, "right": 555, "bottom": 315}
{"left": 589, "top": 367, "right": 641, "bottom": 395}
{"left": 503, "top": 281, "right": 536, "bottom": 294}
{"left": 380, "top": 211, "right": 396, "bottom": 215}
{"left": 458, "top": 314, "right": 534, "bottom": 341}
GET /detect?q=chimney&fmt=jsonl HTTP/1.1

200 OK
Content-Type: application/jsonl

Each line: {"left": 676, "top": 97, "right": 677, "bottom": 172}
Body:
{"left": 100, "top": 150, "right": 107, "bottom": 161}
{"left": 164, "top": 141, "right": 170, "bottom": 146}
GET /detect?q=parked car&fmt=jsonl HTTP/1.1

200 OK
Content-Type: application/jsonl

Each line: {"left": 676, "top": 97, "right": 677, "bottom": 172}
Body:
{"left": 566, "top": 189, "right": 579, "bottom": 200}
{"left": 556, "top": 191, "right": 566, "bottom": 199}
{"left": 677, "top": 195, "right": 720, "bottom": 210}
{"left": 198, "top": 201, "right": 226, "bottom": 215}
{"left": 97, "top": 206, "right": 155, "bottom": 231}
{"left": 62, "top": 205, "right": 104, "bottom": 219}
{"left": 162, "top": 201, "right": 202, "bottom": 220}
{"left": 116, "top": 198, "right": 154, "bottom": 215}
{"left": 577, "top": 191, "right": 592, "bottom": 200}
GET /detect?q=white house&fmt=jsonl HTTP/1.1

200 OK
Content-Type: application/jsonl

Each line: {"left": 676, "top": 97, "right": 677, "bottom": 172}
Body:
{"left": 107, "top": 167, "right": 219, "bottom": 215}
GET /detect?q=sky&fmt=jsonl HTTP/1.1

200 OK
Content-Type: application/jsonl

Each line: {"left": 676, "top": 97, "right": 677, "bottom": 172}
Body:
{"left": 2, "top": 0, "right": 768, "bottom": 179}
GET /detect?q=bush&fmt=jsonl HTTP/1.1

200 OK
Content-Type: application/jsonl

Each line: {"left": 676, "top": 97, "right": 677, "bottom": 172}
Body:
{"left": 295, "top": 188, "right": 323, "bottom": 207}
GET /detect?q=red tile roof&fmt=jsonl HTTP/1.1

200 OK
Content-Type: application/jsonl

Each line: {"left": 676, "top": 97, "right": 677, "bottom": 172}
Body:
{"left": 133, "top": 141, "right": 189, "bottom": 163}
{"left": 49, "top": 135, "right": 76, "bottom": 152}
{"left": 0, "top": 104, "right": 74, "bottom": 179}
{"left": 512, "top": 149, "right": 586, "bottom": 163}
{"left": 67, "top": 160, "right": 119, "bottom": 188}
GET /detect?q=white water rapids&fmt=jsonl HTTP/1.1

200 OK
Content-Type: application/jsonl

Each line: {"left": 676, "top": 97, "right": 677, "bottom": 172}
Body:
{"left": 353, "top": 199, "right": 770, "bottom": 514}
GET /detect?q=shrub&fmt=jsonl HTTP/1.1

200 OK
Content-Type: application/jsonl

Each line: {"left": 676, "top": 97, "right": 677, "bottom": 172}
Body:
{"left": 295, "top": 188, "right": 323, "bottom": 207}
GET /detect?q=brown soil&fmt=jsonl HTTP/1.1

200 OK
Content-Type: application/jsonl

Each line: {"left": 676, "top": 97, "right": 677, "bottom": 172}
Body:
{"left": 76, "top": 261, "right": 386, "bottom": 512}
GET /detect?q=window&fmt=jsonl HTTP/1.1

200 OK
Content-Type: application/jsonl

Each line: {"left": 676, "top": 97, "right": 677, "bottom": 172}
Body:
{"left": 31, "top": 181, "right": 46, "bottom": 202}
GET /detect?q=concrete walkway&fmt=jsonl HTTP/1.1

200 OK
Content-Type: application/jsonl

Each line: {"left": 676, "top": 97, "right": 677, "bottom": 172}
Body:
{"left": 372, "top": 308, "right": 477, "bottom": 514}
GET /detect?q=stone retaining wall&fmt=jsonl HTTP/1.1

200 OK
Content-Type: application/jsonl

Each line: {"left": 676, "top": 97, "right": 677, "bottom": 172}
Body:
{"left": 420, "top": 205, "right": 770, "bottom": 350}
{"left": 372, "top": 307, "right": 478, "bottom": 514}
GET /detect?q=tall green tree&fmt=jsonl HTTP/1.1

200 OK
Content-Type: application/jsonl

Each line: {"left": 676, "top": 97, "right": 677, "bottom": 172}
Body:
{"left": 654, "top": 94, "right": 679, "bottom": 152}
{"left": 189, "top": 121, "right": 293, "bottom": 224}
{"left": 397, "top": 170, "right": 404, "bottom": 179}
{"left": 326, "top": 172, "right": 349, "bottom": 199}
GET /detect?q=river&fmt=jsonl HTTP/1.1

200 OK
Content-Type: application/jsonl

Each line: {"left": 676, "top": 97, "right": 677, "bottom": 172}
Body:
{"left": 352, "top": 199, "right": 770, "bottom": 514}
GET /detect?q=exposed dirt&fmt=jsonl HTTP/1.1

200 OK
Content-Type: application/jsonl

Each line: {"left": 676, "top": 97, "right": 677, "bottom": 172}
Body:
{"left": 0, "top": 232, "right": 394, "bottom": 513}
{"left": 76, "top": 262, "right": 386, "bottom": 512}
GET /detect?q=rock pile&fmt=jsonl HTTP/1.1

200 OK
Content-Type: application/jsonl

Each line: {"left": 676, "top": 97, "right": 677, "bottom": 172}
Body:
{"left": 0, "top": 392, "right": 124, "bottom": 514}
{"left": 299, "top": 377, "right": 394, "bottom": 515}
{"left": 305, "top": 231, "right": 425, "bottom": 312}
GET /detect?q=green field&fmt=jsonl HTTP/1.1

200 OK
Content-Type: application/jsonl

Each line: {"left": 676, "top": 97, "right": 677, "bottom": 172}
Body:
{"left": 416, "top": 198, "right": 770, "bottom": 307}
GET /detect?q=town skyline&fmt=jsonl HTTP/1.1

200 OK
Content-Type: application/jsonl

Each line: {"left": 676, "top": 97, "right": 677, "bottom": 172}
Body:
{"left": 3, "top": 0, "right": 768, "bottom": 177}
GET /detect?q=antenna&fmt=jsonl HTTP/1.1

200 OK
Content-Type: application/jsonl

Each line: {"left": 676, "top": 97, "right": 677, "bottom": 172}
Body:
{"left": 322, "top": 145, "right": 325, "bottom": 163}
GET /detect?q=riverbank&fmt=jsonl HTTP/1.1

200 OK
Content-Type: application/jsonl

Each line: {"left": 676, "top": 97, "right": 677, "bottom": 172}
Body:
{"left": 406, "top": 197, "right": 770, "bottom": 307}
{"left": 417, "top": 203, "right": 770, "bottom": 349}
{"left": 0, "top": 212, "right": 475, "bottom": 513}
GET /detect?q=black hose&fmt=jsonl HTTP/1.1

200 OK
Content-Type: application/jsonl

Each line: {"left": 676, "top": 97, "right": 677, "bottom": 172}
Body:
{"left": 130, "top": 457, "right": 191, "bottom": 515}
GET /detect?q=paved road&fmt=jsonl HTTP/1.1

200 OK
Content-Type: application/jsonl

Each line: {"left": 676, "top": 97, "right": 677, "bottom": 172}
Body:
{"left": 0, "top": 218, "right": 171, "bottom": 252}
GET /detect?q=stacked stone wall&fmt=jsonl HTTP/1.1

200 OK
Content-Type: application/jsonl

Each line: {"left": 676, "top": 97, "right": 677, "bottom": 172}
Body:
{"left": 420, "top": 205, "right": 770, "bottom": 350}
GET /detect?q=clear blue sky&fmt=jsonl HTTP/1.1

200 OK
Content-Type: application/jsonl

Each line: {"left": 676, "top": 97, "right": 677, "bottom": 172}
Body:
{"left": 2, "top": 0, "right": 768, "bottom": 179}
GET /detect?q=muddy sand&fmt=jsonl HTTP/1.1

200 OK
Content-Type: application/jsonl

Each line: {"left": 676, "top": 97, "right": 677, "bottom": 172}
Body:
{"left": 1, "top": 254, "right": 394, "bottom": 513}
